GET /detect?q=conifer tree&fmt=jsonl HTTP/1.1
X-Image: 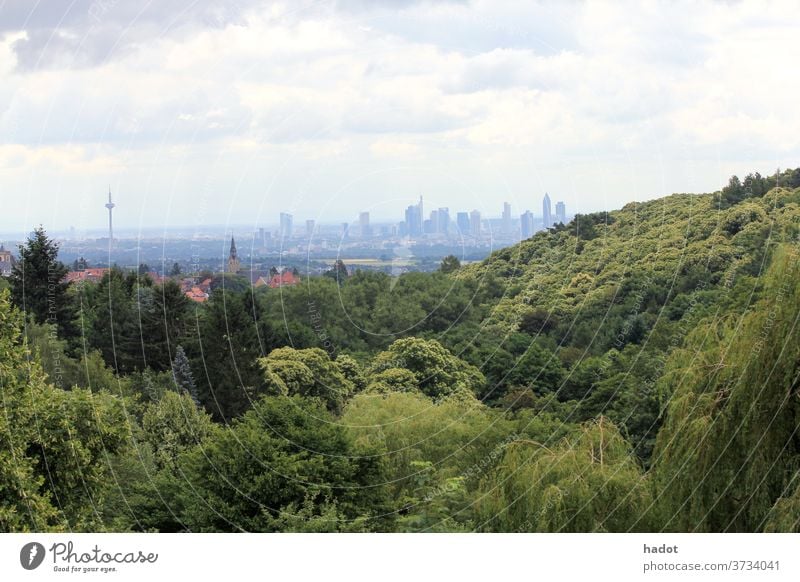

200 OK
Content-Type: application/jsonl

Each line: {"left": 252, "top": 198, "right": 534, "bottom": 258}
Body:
{"left": 172, "top": 345, "right": 199, "bottom": 405}
{"left": 9, "top": 226, "right": 75, "bottom": 340}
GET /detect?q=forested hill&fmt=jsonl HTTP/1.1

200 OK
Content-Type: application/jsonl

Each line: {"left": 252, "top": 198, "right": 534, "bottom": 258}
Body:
{"left": 463, "top": 169, "right": 800, "bottom": 344}
{"left": 3, "top": 168, "right": 800, "bottom": 534}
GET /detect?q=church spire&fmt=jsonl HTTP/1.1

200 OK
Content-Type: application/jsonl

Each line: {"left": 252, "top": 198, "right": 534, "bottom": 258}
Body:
{"left": 226, "top": 236, "right": 240, "bottom": 273}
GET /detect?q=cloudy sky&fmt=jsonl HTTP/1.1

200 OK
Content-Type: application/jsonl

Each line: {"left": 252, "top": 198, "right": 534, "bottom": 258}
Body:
{"left": 0, "top": 0, "right": 798, "bottom": 233}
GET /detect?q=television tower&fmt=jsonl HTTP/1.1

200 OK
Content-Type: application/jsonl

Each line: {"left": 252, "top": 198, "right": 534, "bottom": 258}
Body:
{"left": 105, "top": 188, "right": 115, "bottom": 242}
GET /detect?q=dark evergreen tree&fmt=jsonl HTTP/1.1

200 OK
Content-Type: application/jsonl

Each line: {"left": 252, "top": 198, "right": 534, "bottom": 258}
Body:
{"left": 140, "top": 280, "right": 191, "bottom": 371}
{"left": 73, "top": 257, "right": 88, "bottom": 271}
{"left": 439, "top": 254, "right": 461, "bottom": 273}
{"left": 84, "top": 267, "right": 145, "bottom": 373}
{"left": 9, "top": 226, "right": 76, "bottom": 341}
{"left": 323, "top": 259, "right": 350, "bottom": 285}
{"left": 721, "top": 175, "right": 746, "bottom": 206}
{"left": 191, "top": 289, "right": 276, "bottom": 421}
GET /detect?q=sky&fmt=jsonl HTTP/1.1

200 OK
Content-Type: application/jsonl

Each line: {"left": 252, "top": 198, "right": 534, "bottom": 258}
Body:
{"left": 0, "top": 0, "right": 798, "bottom": 233}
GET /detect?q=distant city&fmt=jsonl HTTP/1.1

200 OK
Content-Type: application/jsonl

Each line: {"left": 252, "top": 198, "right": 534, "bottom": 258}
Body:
{"left": 2, "top": 192, "right": 571, "bottom": 277}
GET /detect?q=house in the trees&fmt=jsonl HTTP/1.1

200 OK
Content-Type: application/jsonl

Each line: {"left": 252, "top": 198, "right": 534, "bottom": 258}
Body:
{"left": 0, "top": 245, "right": 14, "bottom": 276}
{"left": 254, "top": 270, "right": 300, "bottom": 289}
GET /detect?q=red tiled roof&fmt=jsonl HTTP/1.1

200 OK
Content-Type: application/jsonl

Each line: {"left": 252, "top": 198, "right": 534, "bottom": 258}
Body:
{"left": 268, "top": 271, "right": 300, "bottom": 288}
{"left": 65, "top": 268, "right": 109, "bottom": 283}
{"left": 185, "top": 287, "right": 208, "bottom": 303}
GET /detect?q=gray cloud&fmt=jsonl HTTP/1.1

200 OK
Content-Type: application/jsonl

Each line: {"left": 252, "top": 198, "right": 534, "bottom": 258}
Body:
{"left": 2, "top": 0, "right": 253, "bottom": 70}
{"left": 1, "top": 0, "right": 475, "bottom": 71}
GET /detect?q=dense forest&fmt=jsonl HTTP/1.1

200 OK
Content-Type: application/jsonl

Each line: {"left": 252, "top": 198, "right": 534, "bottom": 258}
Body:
{"left": 2, "top": 167, "right": 800, "bottom": 532}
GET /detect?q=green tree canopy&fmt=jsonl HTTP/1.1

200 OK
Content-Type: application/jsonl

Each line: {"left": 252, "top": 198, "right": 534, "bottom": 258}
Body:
{"left": 178, "top": 395, "right": 391, "bottom": 532}
{"left": 0, "top": 289, "right": 129, "bottom": 531}
{"left": 652, "top": 244, "right": 800, "bottom": 532}
{"left": 476, "top": 418, "right": 651, "bottom": 532}
{"left": 259, "top": 347, "right": 354, "bottom": 413}
{"left": 369, "top": 337, "right": 485, "bottom": 400}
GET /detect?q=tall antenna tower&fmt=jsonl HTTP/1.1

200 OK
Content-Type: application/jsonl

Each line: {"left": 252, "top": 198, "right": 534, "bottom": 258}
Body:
{"left": 105, "top": 187, "right": 115, "bottom": 241}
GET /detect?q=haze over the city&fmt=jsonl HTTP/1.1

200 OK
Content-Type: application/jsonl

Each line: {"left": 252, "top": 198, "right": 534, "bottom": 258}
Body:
{"left": 1, "top": 0, "right": 798, "bottom": 232}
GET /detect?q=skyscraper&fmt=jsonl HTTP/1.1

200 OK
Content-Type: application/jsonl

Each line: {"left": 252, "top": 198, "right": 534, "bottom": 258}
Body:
{"left": 359, "top": 212, "right": 371, "bottom": 237}
{"left": 404, "top": 196, "right": 423, "bottom": 237}
{"left": 502, "top": 202, "right": 512, "bottom": 233}
{"left": 404, "top": 205, "right": 417, "bottom": 236}
{"left": 456, "top": 212, "right": 470, "bottom": 234}
{"left": 521, "top": 211, "right": 534, "bottom": 238}
{"left": 429, "top": 209, "right": 439, "bottom": 234}
{"left": 437, "top": 207, "right": 450, "bottom": 235}
{"left": 470, "top": 209, "right": 482, "bottom": 237}
{"left": 542, "top": 193, "right": 552, "bottom": 229}
{"left": 306, "top": 219, "right": 316, "bottom": 238}
{"left": 105, "top": 188, "right": 115, "bottom": 242}
{"left": 279, "top": 212, "right": 293, "bottom": 239}
{"left": 555, "top": 201, "right": 566, "bottom": 224}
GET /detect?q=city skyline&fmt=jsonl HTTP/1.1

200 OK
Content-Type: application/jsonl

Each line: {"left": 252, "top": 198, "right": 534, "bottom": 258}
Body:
{"left": 2, "top": 2, "right": 798, "bottom": 232}
{"left": 215, "top": 194, "right": 568, "bottom": 240}
{"left": 0, "top": 192, "right": 569, "bottom": 243}
{"left": 0, "top": 193, "right": 570, "bottom": 264}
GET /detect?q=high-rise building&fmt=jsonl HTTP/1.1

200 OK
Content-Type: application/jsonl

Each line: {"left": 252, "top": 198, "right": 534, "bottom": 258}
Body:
{"left": 555, "top": 201, "right": 566, "bottom": 224}
{"left": 470, "top": 209, "right": 481, "bottom": 237}
{"left": 437, "top": 207, "right": 450, "bottom": 235}
{"left": 404, "top": 206, "right": 418, "bottom": 236}
{"left": 227, "top": 237, "right": 241, "bottom": 273}
{"left": 542, "top": 193, "right": 552, "bottom": 229}
{"left": 306, "top": 219, "right": 316, "bottom": 238}
{"left": 341, "top": 222, "right": 350, "bottom": 238}
{"left": 502, "top": 202, "right": 512, "bottom": 233}
{"left": 456, "top": 212, "right": 470, "bottom": 234}
{"left": 279, "top": 212, "right": 293, "bottom": 239}
{"left": 404, "top": 196, "right": 424, "bottom": 237}
{"left": 359, "top": 212, "right": 371, "bottom": 237}
{"left": 521, "top": 211, "right": 534, "bottom": 239}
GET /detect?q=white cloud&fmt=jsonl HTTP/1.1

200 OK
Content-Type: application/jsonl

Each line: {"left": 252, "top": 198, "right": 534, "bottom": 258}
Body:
{"left": 0, "top": 0, "right": 799, "bottom": 229}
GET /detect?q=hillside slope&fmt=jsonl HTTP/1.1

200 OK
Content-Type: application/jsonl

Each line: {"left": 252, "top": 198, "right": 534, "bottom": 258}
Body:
{"left": 462, "top": 179, "right": 800, "bottom": 351}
